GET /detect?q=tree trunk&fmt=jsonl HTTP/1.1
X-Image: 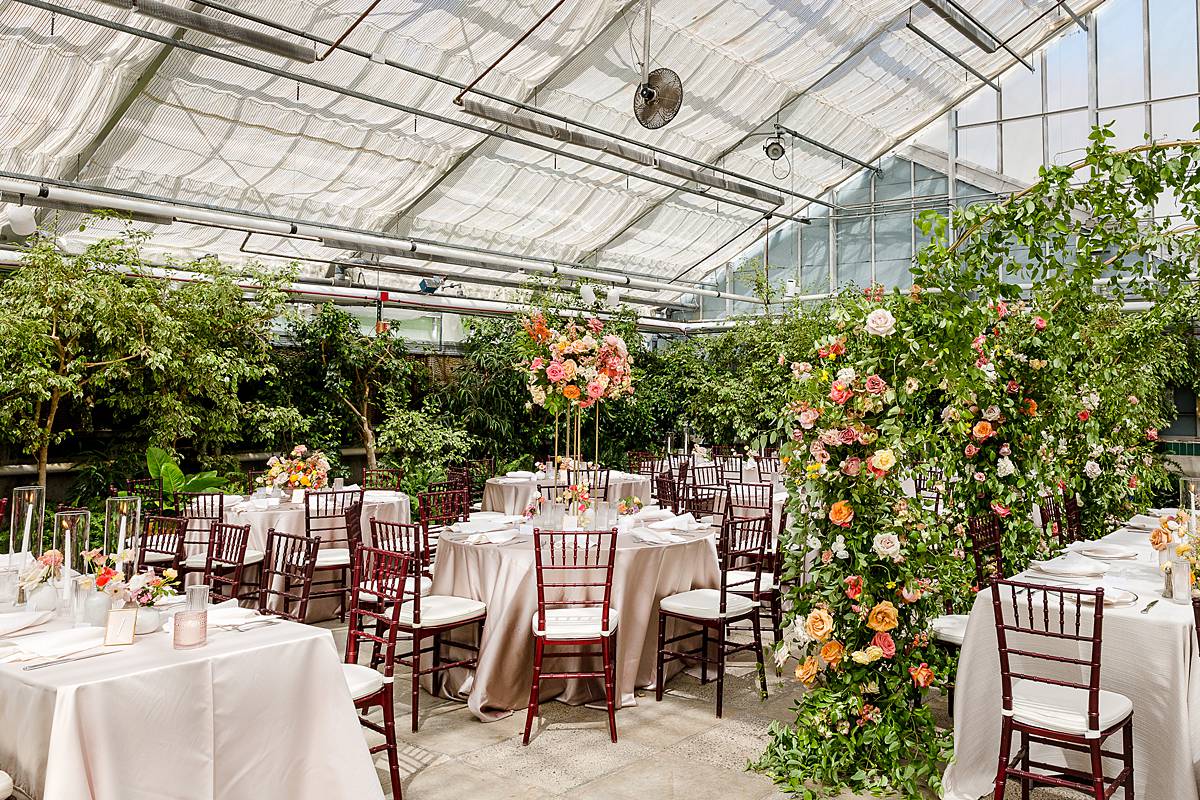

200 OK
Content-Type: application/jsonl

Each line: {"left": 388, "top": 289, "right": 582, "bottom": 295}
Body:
{"left": 37, "top": 389, "right": 61, "bottom": 488}
{"left": 361, "top": 398, "right": 377, "bottom": 469}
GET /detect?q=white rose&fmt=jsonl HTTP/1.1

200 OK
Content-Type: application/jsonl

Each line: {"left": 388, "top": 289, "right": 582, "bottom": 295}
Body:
{"left": 983, "top": 405, "right": 1000, "bottom": 421}
{"left": 836, "top": 367, "right": 856, "bottom": 383}
{"left": 872, "top": 532, "right": 901, "bottom": 559}
{"left": 996, "top": 456, "right": 1015, "bottom": 477}
{"left": 1084, "top": 460, "right": 1102, "bottom": 479}
{"left": 864, "top": 308, "right": 897, "bottom": 336}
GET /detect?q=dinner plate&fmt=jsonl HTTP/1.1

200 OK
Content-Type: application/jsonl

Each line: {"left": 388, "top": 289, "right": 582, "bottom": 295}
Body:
{"left": 1022, "top": 568, "right": 1091, "bottom": 585}
{"left": 1076, "top": 545, "right": 1139, "bottom": 561}
{"left": 1080, "top": 587, "right": 1139, "bottom": 607}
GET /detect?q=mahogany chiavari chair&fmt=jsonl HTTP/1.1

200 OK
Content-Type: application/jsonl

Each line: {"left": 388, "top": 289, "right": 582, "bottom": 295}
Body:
{"left": 446, "top": 466, "right": 472, "bottom": 494}
{"left": 202, "top": 522, "right": 252, "bottom": 603}
{"left": 756, "top": 456, "right": 782, "bottom": 483}
{"left": 716, "top": 455, "right": 744, "bottom": 484}
{"left": 304, "top": 489, "right": 364, "bottom": 621}
{"left": 726, "top": 482, "right": 772, "bottom": 519}
{"left": 1039, "top": 492, "right": 1065, "bottom": 546}
{"left": 175, "top": 492, "right": 226, "bottom": 580}
{"left": 523, "top": 527, "right": 620, "bottom": 745}
{"left": 362, "top": 468, "right": 404, "bottom": 491}
{"left": 912, "top": 467, "right": 945, "bottom": 514}
{"left": 690, "top": 464, "right": 722, "bottom": 490}
{"left": 679, "top": 483, "right": 728, "bottom": 523}
{"left": 627, "top": 450, "right": 656, "bottom": 475}
{"left": 710, "top": 445, "right": 734, "bottom": 459}
{"left": 464, "top": 458, "right": 495, "bottom": 507}
{"left": 656, "top": 514, "right": 770, "bottom": 717}
{"left": 989, "top": 579, "right": 1133, "bottom": 800}
{"left": 134, "top": 515, "right": 185, "bottom": 574}
{"left": 244, "top": 469, "right": 267, "bottom": 495}
{"left": 653, "top": 471, "right": 683, "bottom": 514}
{"left": 730, "top": 509, "right": 786, "bottom": 654}
{"left": 343, "top": 546, "right": 412, "bottom": 799}
{"left": 567, "top": 465, "right": 611, "bottom": 501}
{"left": 417, "top": 487, "right": 469, "bottom": 574}
{"left": 760, "top": 445, "right": 779, "bottom": 458}
{"left": 256, "top": 528, "right": 319, "bottom": 621}
{"left": 1063, "top": 493, "right": 1084, "bottom": 544}
{"left": 370, "top": 518, "right": 433, "bottom": 598}
{"left": 127, "top": 477, "right": 165, "bottom": 515}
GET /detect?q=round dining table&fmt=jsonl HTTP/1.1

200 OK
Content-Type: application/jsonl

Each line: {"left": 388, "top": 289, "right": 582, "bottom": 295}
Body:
{"left": 427, "top": 515, "right": 720, "bottom": 721}
{"left": 221, "top": 489, "right": 411, "bottom": 548}
{"left": 482, "top": 471, "right": 652, "bottom": 515}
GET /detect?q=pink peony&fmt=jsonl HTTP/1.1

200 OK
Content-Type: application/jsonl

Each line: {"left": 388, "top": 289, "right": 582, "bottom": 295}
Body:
{"left": 545, "top": 361, "right": 566, "bottom": 383}
{"left": 1033, "top": 316, "right": 1047, "bottom": 330}
{"left": 829, "top": 382, "right": 853, "bottom": 405}
{"left": 841, "top": 457, "right": 862, "bottom": 477}
{"left": 991, "top": 501, "right": 1011, "bottom": 518}
{"left": 798, "top": 409, "right": 820, "bottom": 429}
{"left": 871, "top": 631, "right": 896, "bottom": 659}
{"left": 864, "top": 375, "right": 887, "bottom": 395}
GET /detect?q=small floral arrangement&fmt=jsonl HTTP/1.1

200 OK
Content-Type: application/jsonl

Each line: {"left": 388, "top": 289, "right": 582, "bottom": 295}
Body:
{"left": 124, "top": 567, "right": 179, "bottom": 607}
{"left": 1150, "top": 512, "right": 1185, "bottom": 552}
{"left": 261, "top": 444, "right": 330, "bottom": 490}
{"left": 559, "top": 482, "right": 593, "bottom": 515}
{"left": 19, "top": 549, "right": 64, "bottom": 590}
{"left": 522, "top": 495, "right": 545, "bottom": 520}
{"left": 617, "top": 495, "right": 643, "bottom": 515}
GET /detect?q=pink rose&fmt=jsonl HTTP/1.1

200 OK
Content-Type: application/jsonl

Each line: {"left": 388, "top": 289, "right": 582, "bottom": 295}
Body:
{"left": 899, "top": 586, "right": 922, "bottom": 604}
{"left": 971, "top": 334, "right": 986, "bottom": 353}
{"left": 965, "top": 444, "right": 979, "bottom": 458}
{"left": 829, "top": 382, "right": 853, "bottom": 405}
{"left": 991, "top": 501, "right": 1011, "bottom": 518}
{"left": 799, "top": 409, "right": 820, "bottom": 430}
{"left": 530, "top": 356, "right": 544, "bottom": 370}
{"left": 1005, "top": 380, "right": 1019, "bottom": 394}
{"left": 974, "top": 471, "right": 986, "bottom": 482}
{"left": 586, "top": 380, "right": 604, "bottom": 400}
{"left": 839, "top": 428, "right": 858, "bottom": 445}
{"left": 545, "top": 362, "right": 566, "bottom": 383}
{"left": 1146, "top": 428, "right": 1159, "bottom": 441}
{"left": 871, "top": 631, "right": 896, "bottom": 658}
{"left": 587, "top": 317, "right": 603, "bottom": 333}
{"left": 975, "top": 356, "right": 989, "bottom": 368}
{"left": 812, "top": 447, "right": 830, "bottom": 464}
{"left": 841, "top": 457, "right": 862, "bottom": 477}
{"left": 999, "top": 443, "right": 1011, "bottom": 456}
{"left": 865, "top": 375, "right": 887, "bottom": 395}
{"left": 845, "top": 575, "right": 863, "bottom": 600}
{"left": 1033, "top": 316, "right": 1046, "bottom": 331}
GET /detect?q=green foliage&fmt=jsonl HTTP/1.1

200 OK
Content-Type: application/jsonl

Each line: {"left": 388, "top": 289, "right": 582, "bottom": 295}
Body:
{"left": 145, "top": 445, "right": 226, "bottom": 507}
{"left": 377, "top": 403, "right": 476, "bottom": 495}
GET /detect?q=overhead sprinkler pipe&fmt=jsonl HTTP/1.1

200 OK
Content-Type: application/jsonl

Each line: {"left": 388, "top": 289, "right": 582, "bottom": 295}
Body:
{"left": 0, "top": 175, "right": 759, "bottom": 304}
{"left": 453, "top": 0, "right": 570, "bottom": 106}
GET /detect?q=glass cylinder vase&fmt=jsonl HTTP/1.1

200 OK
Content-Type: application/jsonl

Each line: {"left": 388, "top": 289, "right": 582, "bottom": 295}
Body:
{"left": 9, "top": 485, "right": 45, "bottom": 562}
{"left": 104, "top": 496, "right": 141, "bottom": 561}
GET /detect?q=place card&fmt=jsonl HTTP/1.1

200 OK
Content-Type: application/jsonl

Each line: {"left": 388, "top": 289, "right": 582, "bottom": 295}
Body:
{"left": 104, "top": 608, "right": 138, "bottom": 646}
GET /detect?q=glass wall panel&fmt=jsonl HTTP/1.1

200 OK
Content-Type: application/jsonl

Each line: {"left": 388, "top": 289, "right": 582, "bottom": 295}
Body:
{"left": 958, "top": 87, "right": 999, "bottom": 125}
{"left": 1001, "top": 118, "right": 1045, "bottom": 184}
{"left": 875, "top": 157, "right": 912, "bottom": 203}
{"left": 916, "top": 114, "right": 947, "bottom": 149}
{"left": 874, "top": 212, "right": 913, "bottom": 289}
{"left": 958, "top": 124, "right": 999, "bottom": 171}
{"left": 1151, "top": 97, "right": 1200, "bottom": 139}
{"left": 1001, "top": 60, "right": 1043, "bottom": 118}
{"left": 1100, "top": 105, "right": 1148, "bottom": 148}
{"left": 730, "top": 246, "right": 762, "bottom": 315}
{"left": 765, "top": 222, "right": 797, "bottom": 291}
{"left": 701, "top": 266, "right": 727, "bottom": 318}
{"left": 836, "top": 215, "right": 871, "bottom": 288}
{"left": 913, "top": 164, "right": 948, "bottom": 206}
{"left": 1150, "top": 0, "right": 1198, "bottom": 99}
{"left": 1045, "top": 26, "right": 1089, "bottom": 111}
{"left": 799, "top": 208, "right": 830, "bottom": 294}
{"left": 1097, "top": 0, "right": 1146, "bottom": 107}
{"left": 837, "top": 170, "right": 871, "bottom": 205}
{"left": 1046, "top": 109, "right": 1091, "bottom": 165}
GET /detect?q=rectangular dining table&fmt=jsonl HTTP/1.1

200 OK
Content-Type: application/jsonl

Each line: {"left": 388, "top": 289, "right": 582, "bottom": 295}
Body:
{"left": 942, "top": 512, "right": 1200, "bottom": 800}
{"left": 0, "top": 616, "right": 383, "bottom": 800}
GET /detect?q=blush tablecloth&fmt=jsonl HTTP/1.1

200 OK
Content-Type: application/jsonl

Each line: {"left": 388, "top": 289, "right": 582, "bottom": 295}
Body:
{"left": 482, "top": 472, "right": 651, "bottom": 515}
{"left": 428, "top": 526, "right": 720, "bottom": 721}
{"left": 0, "top": 618, "right": 383, "bottom": 800}
{"left": 942, "top": 515, "right": 1200, "bottom": 800}
{"left": 221, "top": 490, "right": 411, "bottom": 547}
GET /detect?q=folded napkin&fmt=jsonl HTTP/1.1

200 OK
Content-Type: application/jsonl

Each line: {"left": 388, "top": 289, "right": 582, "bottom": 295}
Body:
{"left": 10, "top": 627, "right": 105, "bottom": 659}
{"left": 464, "top": 531, "right": 517, "bottom": 545}
{"left": 633, "top": 507, "right": 673, "bottom": 524}
{"left": 363, "top": 490, "right": 397, "bottom": 502}
{"left": 506, "top": 470, "right": 536, "bottom": 479}
{"left": 649, "top": 513, "right": 700, "bottom": 532}
{"left": 340, "top": 484, "right": 362, "bottom": 491}
{"left": 1030, "top": 551, "right": 1109, "bottom": 577}
{"left": 773, "top": 491, "right": 789, "bottom": 504}
{"left": 0, "top": 610, "right": 52, "bottom": 638}
{"left": 451, "top": 517, "right": 520, "bottom": 534}
{"left": 632, "top": 528, "right": 685, "bottom": 545}
{"left": 163, "top": 601, "right": 259, "bottom": 633}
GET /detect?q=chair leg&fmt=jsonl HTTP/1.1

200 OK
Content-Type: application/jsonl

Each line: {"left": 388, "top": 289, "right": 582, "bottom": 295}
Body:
{"left": 432, "top": 632, "right": 444, "bottom": 697}
{"left": 655, "top": 612, "right": 666, "bottom": 702}
{"left": 410, "top": 632, "right": 423, "bottom": 733}
{"left": 715, "top": 622, "right": 726, "bottom": 719}
{"left": 1123, "top": 716, "right": 1135, "bottom": 799}
{"left": 1089, "top": 739, "right": 1106, "bottom": 800}
{"left": 992, "top": 716, "right": 1012, "bottom": 800}
{"left": 522, "top": 637, "right": 545, "bottom": 746}
{"left": 338, "top": 567, "right": 348, "bottom": 623}
{"left": 380, "top": 686, "right": 403, "bottom": 800}
{"left": 602, "top": 636, "right": 617, "bottom": 743}
{"left": 1019, "top": 730, "right": 1029, "bottom": 800}
{"left": 750, "top": 612, "right": 767, "bottom": 698}
{"left": 700, "top": 625, "right": 709, "bottom": 684}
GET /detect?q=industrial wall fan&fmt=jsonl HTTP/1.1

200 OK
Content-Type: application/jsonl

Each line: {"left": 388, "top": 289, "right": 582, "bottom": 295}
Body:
{"left": 633, "top": 1, "right": 682, "bottom": 129}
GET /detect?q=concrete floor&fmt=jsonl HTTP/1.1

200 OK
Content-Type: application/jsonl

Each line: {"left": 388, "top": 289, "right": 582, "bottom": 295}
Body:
{"left": 326, "top": 622, "right": 1086, "bottom": 800}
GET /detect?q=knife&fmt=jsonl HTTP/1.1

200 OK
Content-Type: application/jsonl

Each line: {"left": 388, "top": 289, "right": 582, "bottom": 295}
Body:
{"left": 22, "top": 650, "right": 118, "bottom": 671}
{"left": 1140, "top": 599, "right": 1160, "bottom": 614}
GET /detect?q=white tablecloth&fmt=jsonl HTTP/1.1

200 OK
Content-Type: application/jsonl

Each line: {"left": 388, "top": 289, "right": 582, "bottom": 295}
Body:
{"left": 222, "top": 490, "right": 411, "bottom": 548}
{"left": 943, "top": 515, "right": 1200, "bottom": 800}
{"left": 0, "top": 617, "right": 383, "bottom": 800}
{"left": 482, "top": 472, "right": 651, "bottom": 515}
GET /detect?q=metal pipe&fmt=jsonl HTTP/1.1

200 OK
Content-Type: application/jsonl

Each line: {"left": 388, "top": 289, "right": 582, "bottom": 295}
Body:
{"left": 185, "top": 0, "right": 829, "bottom": 209}
{"left": 906, "top": 23, "right": 1001, "bottom": 93}
{"left": 316, "top": 0, "right": 383, "bottom": 61}
{"left": 923, "top": 0, "right": 1035, "bottom": 71}
{"left": 14, "top": 0, "right": 783, "bottom": 223}
{"left": 774, "top": 123, "right": 882, "bottom": 176}
{"left": 453, "top": 0, "right": 570, "bottom": 106}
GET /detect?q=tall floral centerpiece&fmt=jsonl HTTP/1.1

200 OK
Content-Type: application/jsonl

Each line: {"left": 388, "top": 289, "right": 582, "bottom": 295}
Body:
{"left": 516, "top": 313, "right": 634, "bottom": 465}
{"left": 260, "top": 445, "right": 330, "bottom": 500}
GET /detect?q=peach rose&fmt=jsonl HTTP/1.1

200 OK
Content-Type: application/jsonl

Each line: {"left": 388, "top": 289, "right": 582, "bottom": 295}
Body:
{"left": 829, "top": 500, "right": 855, "bottom": 528}
{"left": 1149, "top": 527, "right": 1173, "bottom": 552}
{"left": 819, "top": 640, "right": 845, "bottom": 666}
{"left": 909, "top": 662, "right": 935, "bottom": 689}
{"left": 866, "top": 601, "right": 899, "bottom": 632}
{"left": 805, "top": 608, "right": 834, "bottom": 642}
{"left": 870, "top": 631, "right": 896, "bottom": 659}
{"left": 562, "top": 384, "right": 581, "bottom": 400}
{"left": 972, "top": 420, "right": 994, "bottom": 441}
{"left": 795, "top": 655, "right": 820, "bottom": 687}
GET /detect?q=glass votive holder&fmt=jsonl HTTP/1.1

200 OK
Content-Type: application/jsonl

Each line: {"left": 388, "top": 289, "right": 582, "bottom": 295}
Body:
{"left": 173, "top": 610, "right": 207, "bottom": 649}
{"left": 186, "top": 584, "right": 210, "bottom": 611}
{"left": 0, "top": 568, "right": 19, "bottom": 610}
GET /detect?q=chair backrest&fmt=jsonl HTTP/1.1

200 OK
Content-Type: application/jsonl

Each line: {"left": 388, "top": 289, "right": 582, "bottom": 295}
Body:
{"left": 346, "top": 546, "right": 415, "bottom": 674}
{"left": 175, "top": 492, "right": 225, "bottom": 549}
{"left": 1062, "top": 494, "right": 1083, "bottom": 544}
{"left": 531, "top": 528, "right": 618, "bottom": 636}
{"left": 690, "top": 464, "right": 722, "bottom": 488}
{"left": 756, "top": 456, "right": 781, "bottom": 482}
{"left": 370, "top": 517, "right": 426, "bottom": 570}
{"left": 567, "top": 466, "right": 611, "bottom": 500}
{"left": 718, "top": 515, "right": 771, "bottom": 612}
{"left": 627, "top": 450, "right": 656, "bottom": 475}
{"left": 362, "top": 468, "right": 404, "bottom": 491}
{"left": 446, "top": 466, "right": 471, "bottom": 493}
{"left": 1039, "top": 493, "right": 1066, "bottom": 546}
{"left": 204, "top": 522, "right": 251, "bottom": 602}
{"left": 136, "top": 515, "right": 185, "bottom": 572}
{"left": 727, "top": 482, "right": 772, "bottom": 518}
{"left": 464, "top": 458, "right": 494, "bottom": 503}
{"left": 716, "top": 455, "right": 743, "bottom": 483}
{"left": 912, "top": 467, "right": 944, "bottom": 514}
{"left": 680, "top": 483, "right": 727, "bottom": 522}
{"left": 128, "top": 477, "right": 165, "bottom": 514}
{"left": 967, "top": 513, "right": 1005, "bottom": 589}
{"left": 418, "top": 488, "right": 470, "bottom": 530}
{"left": 257, "top": 528, "right": 319, "bottom": 621}
{"left": 245, "top": 470, "right": 267, "bottom": 494}
{"left": 426, "top": 479, "right": 462, "bottom": 494}
{"left": 304, "top": 489, "right": 364, "bottom": 550}
{"left": 653, "top": 471, "right": 682, "bottom": 514}
{"left": 760, "top": 445, "right": 779, "bottom": 458}
{"left": 710, "top": 445, "right": 734, "bottom": 459}
{"left": 989, "top": 579, "right": 1105, "bottom": 735}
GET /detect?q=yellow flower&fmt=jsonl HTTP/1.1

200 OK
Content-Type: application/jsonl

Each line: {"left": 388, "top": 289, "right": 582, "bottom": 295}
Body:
{"left": 866, "top": 601, "right": 899, "bottom": 632}
{"left": 870, "top": 448, "right": 897, "bottom": 471}
{"left": 850, "top": 647, "right": 883, "bottom": 665}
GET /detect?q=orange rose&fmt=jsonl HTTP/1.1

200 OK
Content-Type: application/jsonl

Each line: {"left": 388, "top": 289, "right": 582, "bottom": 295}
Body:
{"left": 795, "top": 655, "right": 820, "bottom": 687}
{"left": 1023, "top": 398, "right": 1038, "bottom": 417}
{"left": 1149, "top": 527, "right": 1173, "bottom": 552}
{"left": 805, "top": 608, "right": 834, "bottom": 642}
{"left": 866, "top": 601, "right": 899, "bottom": 632}
{"left": 971, "top": 420, "right": 994, "bottom": 441}
{"left": 562, "top": 385, "right": 581, "bottom": 400}
{"left": 909, "top": 662, "right": 935, "bottom": 689}
{"left": 828, "top": 500, "right": 855, "bottom": 528}
{"left": 819, "top": 640, "right": 844, "bottom": 666}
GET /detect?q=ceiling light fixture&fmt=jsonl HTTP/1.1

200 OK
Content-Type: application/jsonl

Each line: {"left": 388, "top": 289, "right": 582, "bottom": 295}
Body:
{"left": 763, "top": 135, "right": 786, "bottom": 162}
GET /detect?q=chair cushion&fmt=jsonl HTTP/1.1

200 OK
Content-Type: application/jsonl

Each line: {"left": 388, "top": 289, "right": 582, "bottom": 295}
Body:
{"left": 341, "top": 662, "right": 385, "bottom": 701}
{"left": 931, "top": 614, "right": 969, "bottom": 646}
{"left": 727, "top": 569, "right": 776, "bottom": 595}
{"left": 359, "top": 576, "right": 433, "bottom": 603}
{"left": 399, "top": 595, "right": 486, "bottom": 628}
{"left": 660, "top": 589, "right": 755, "bottom": 619}
{"left": 313, "top": 548, "right": 351, "bottom": 568}
{"left": 141, "top": 552, "right": 174, "bottom": 565}
{"left": 1010, "top": 679, "right": 1132, "bottom": 736}
{"left": 183, "top": 548, "right": 263, "bottom": 570}
{"left": 531, "top": 607, "right": 618, "bottom": 640}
